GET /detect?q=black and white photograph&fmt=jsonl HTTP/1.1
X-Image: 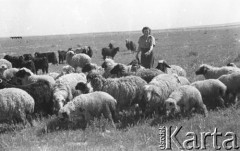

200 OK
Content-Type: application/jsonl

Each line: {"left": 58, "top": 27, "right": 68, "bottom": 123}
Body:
{"left": 0, "top": 0, "right": 240, "bottom": 150}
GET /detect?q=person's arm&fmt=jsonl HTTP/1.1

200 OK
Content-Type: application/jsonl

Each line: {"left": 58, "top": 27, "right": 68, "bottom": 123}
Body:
{"left": 136, "top": 46, "right": 141, "bottom": 60}
{"left": 145, "top": 36, "right": 155, "bottom": 55}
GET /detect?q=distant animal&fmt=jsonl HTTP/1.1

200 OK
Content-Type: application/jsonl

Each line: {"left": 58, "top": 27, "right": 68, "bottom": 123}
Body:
{"left": 102, "top": 46, "right": 119, "bottom": 60}
{"left": 74, "top": 46, "right": 93, "bottom": 58}
{"left": 35, "top": 52, "right": 58, "bottom": 65}
{"left": 126, "top": 39, "right": 137, "bottom": 52}
{"left": 58, "top": 50, "right": 67, "bottom": 64}
{"left": 33, "top": 57, "right": 49, "bottom": 74}
{"left": 66, "top": 51, "right": 91, "bottom": 71}
{"left": 23, "top": 54, "right": 34, "bottom": 61}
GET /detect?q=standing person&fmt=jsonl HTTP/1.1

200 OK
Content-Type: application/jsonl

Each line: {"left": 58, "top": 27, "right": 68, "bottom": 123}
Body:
{"left": 136, "top": 26, "right": 156, "bottom": 68}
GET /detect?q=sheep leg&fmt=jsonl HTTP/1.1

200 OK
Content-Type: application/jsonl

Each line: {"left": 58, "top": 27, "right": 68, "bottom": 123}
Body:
{"left": 216, "top": 97, "right": 226, "bottom": 108}
{"left": 103, "top": 105, "right": 116, "bottom": 129}
{"left": 197, "top": 104, "right": 208, "bottom": 117}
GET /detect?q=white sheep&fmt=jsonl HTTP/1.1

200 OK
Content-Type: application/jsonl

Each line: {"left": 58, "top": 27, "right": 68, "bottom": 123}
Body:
{"left": 165, "top": 85, "right": 208, "bottom": 117}
{"left": 218, "top": 72, "right": 240, "bottom": 105}
{"left": 0, "top": 58, "right": 12, "bottom": 69}
{"left": 66, "top": 51, "right": 91, "bottom": 71}
{"left": 53, "top": 73, "right": 86, "bottom": 112}
{"left": 156, "top": 60, "right": 187, "bottom": 77}
{"left": 195, "top": 64, "right": 240, "bottom": 79}
{"left": 101, "top": 58, "right": 118, "bottom": 78}
{"left": 2, "top": 68, "right": 19, "bottom": 81}
{"left": 86, "top": 72, "right": 147, "bottom": 111}
{"left": 0, "top": 88, "right": 35, "bottom": 125}
{"left": 58, "top": 91, "right": 117, "bottom": 129}
{"left": 15, "top": 67, "right": 55, "bottom": 87}
{"left": 143, "top": 74, "right": 182, "bottom": 116}
{"left": 190, "top": 79, "right": 227, "bottom": 109}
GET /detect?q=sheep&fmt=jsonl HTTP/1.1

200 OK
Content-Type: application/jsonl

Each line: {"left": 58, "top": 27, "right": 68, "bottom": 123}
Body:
{"left": 0, "top": 58, "right": 12, "bottom": 69}
{"left": 143, "top": 74, "right": 182, "bottom": 116}
{"left": 126, "top": 39, "right": 137, "bottom": 53}
{"left": 15, "top": 67, "right": 55, "bottom": 88}
{"left": 190, "top": 79, "right": 227, "bottom": 109}
{"left": 102, "top": 47, "right": 119, "bottom": 60}
{"left": 58, "top": 91, "right": 117, "bottom": 129}
{"left": 82, "top": 63, "right": 104, "bottom": 75}
{"left": 53, "top": 73, "right": 86, "bottom": 112}
{"left": 156, "top": 60, "right": 187, "bottom": 77}
{"left": 2, "top": 68, "right": 19, "bottom": 84}
{"left": 101, "top": 58, "right": 118, "bottom": 78}
{"left": 3, "top": 55, "right": 23, "bottom": 68}
{"left": 0, "top": 78, "right": 53, "bottom": 115}
{"left": 66, "top": 51, "right": 91, "bottom": 71}
{"left": 218, "top": 72, "right": 240, "bottom": 105}
{"left": 165, "top": 85, "right": 208, "bottom": 118}
{"left": 110, "top": 63, "right": 163, "bottom": 83}
{"left": 195, "top": 64, "right": 240, "bottom": 79}
{"left": 128, "top": 59, "right": 144, "bottom": 72}
{"left": 86, "top": 72, "right": 147, "bottom": 112}
{"left": 0, "top": 88, "right": 35, "bottom": 125}
{"left": 58, "top": 50, "right": 67, "bottom": 64}
{"left": 33, "top": 56, "right": 49, "bottom": 74}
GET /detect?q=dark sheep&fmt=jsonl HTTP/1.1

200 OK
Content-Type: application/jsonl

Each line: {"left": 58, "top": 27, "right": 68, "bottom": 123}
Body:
{"left": 4, "top": 55, "right": 36, "bottom": 73}
{"left": 102, "top": 47, "right": 119, "bottom": 60}
{"left": 35, "top": 52, "right": 58, "bottom": 65}
{"left": 3, "top": 55, "right": 24, "bottom": 68}
{"left": 33, "top": 57, "right": 49, "bottom": 74}
{"left": 23, "top": 54, "right": 34, "bottom": 61}
{"left": 58, "top": 50, "right": 67, "bottom": 64}
{"left": 126, "top": 39, "right": 137, "bottom": 52}
{"left": 0, "top": 78, "right": 54, "bottom": 115}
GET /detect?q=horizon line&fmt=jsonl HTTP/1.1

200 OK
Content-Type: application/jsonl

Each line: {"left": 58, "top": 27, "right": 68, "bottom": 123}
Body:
{"left": 1, "top": 22, "right": 240, "bottom": 38}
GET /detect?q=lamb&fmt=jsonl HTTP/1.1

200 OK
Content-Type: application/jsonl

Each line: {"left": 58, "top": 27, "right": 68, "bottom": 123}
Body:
{"left": 86, "top": 72, "right": 147, "bottom": 111}
{"left": 0, "top": 58, "right": 12, "bottom": 69}
{"left": 58, "top": 91, "right": 117, "bottom": 129}
{"left": 143, "top": 74, "right": 182, "bottom": 116}
{"left": 15, "top": 67, "right": 55, "bottom": 87}
{"left": 190, "top": 79, "right": 227, "bottom": 109}
{"left": 102, "top": 47, "right": 119, "bottom": 60}
{"left": 218, "top": 72, "right": 240, "bottom": 105}
{"left": 165, "top": 85, "right": 208, "bottom": 118}
{"left": 66, "top": 51, "right": 91, "bottom": 71}
{"left": 53, "top": 73, "right": 86, "bottom": 112}
{"left": 0, "top": 78, "right": 53, "bottom": 115}
{"left": 0, "top": 88, "right": 35, "bottom": 125}
{"left": 156, "top": 60, "right": 187, "bottom": 77}
{"left": 195, "top": 64, "right": 240, "bottom": 79}
{"left": 110, "top": 63, "right": 163, "bottom": 83}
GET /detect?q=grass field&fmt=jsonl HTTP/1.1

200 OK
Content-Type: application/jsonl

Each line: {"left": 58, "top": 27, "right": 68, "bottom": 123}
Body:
{"left": 1, "top": 24, "right": 240, "bottom": 150}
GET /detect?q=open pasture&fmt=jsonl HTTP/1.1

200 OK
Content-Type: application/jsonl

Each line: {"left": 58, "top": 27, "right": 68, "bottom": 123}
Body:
{"left": 1, "top": 24, "right": 240, "bottom": 150}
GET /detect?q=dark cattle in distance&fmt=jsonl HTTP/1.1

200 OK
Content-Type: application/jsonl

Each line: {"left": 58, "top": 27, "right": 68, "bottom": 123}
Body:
{"left": 126, "top": 39, "right": 137, "bottom": 52}
{"left": 58, "top": 50, "right": 67, "bottom": 64}
{"left": 35, "top": 52, "right": 58, "bottom": 65}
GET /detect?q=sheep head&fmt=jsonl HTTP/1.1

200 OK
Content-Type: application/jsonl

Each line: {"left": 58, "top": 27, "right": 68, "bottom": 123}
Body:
{"left": 75, "top": 82, "right": 92, "bottom": 94}
{"left": 156, "top": 60, "right": 171, "bottom": 72}
{"left": 165, "top": 98, "right": 180, "bottom": 116}
{"left": 82, "top": 63, "right": 94, "bottom": 73}
{"left": 110, "top": 64, "right": 124, "bottom": 75}
{"left": 195, "top": 64, "right": 210, "bottom": 75}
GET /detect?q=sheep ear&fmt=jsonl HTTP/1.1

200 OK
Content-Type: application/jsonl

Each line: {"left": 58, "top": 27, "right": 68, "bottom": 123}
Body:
{"left": 0, "top": 79, "right": 2, "bottom": 83}
{"left": 163, "top": 62, "right": 171, "bottom": 68}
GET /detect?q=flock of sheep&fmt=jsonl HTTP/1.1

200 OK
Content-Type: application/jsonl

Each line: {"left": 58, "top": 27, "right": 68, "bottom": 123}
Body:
{"left": 0, "top": 43, "right": 240, "bottom": 131}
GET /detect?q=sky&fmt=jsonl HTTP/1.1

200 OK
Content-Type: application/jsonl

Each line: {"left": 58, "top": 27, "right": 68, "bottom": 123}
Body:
{"left": 0, "top": 0, "right": 240, "bottom": 37}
